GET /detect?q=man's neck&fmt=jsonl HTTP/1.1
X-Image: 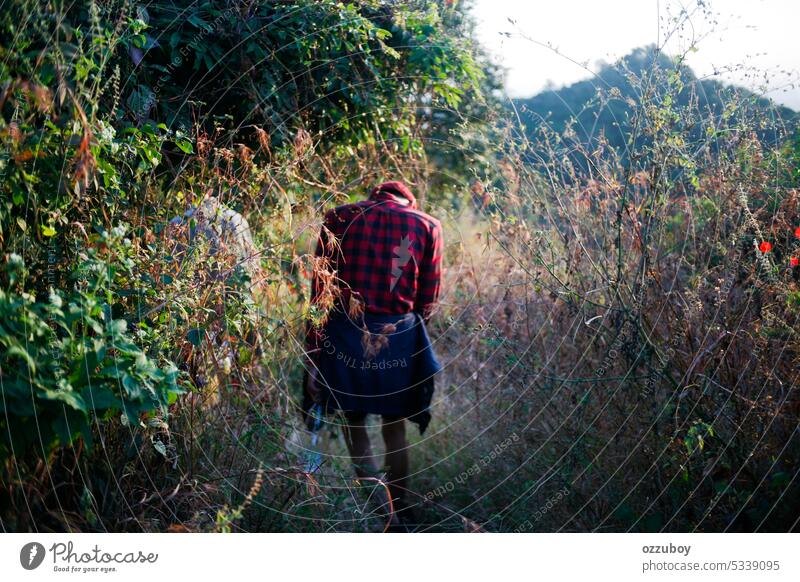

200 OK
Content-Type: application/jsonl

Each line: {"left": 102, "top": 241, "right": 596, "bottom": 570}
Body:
{"left": 386, "top": 193, "right": 410, "bottom": 206}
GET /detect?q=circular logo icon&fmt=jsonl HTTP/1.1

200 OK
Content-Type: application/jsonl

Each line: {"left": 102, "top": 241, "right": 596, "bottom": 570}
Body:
{"left": 20, "top": 542, "right": 46, "bottom": 570}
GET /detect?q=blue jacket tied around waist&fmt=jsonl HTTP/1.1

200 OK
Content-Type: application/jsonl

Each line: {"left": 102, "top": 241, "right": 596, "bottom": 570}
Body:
{"left": 314, "top": 311, "right": 441, "bottom": 434}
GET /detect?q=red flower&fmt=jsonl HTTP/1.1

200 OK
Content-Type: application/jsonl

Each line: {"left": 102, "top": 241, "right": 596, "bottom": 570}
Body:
{"left": 795, "top": 226, "right": 800, "bottom": 239}
{"left": 791, "top": 257, "right": 799, "bottom": 267}
{"left": 759, "top": 241, "right": 772, "bottom": 253}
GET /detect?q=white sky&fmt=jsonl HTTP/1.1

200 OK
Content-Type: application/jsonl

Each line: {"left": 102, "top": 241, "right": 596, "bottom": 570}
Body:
{"left": 471, "top": 0, "right": 800, "bottom": 109}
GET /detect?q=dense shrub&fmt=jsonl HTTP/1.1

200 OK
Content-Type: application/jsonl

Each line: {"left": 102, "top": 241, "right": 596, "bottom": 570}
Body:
{"left": 0, "top": 234, "right": 183, "bottom": 460}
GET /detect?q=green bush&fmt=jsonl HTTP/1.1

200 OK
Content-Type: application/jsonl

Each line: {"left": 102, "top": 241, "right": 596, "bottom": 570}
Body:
{"left": 0, "top": 251, "right": 183, "bottom": 459}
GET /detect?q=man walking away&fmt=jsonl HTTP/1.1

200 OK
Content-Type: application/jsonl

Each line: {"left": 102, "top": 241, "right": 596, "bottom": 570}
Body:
{"left": 305, "top": 180, "right": 443, "bottom": 531}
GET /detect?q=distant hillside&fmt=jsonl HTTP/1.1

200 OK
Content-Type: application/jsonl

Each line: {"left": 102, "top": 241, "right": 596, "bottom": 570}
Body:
{"left": 512, "top": 46, "right": 799, "bottom": 162}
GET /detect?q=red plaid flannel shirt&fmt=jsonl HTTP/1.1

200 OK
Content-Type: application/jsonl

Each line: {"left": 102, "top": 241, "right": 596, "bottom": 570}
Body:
{"left": 307, "top": 184, "right": 443, "bottom": 358}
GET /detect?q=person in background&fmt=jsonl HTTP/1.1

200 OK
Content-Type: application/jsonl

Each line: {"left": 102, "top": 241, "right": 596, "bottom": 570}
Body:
{"left": 305, "top": 180, "right": 443, "bottom": 531}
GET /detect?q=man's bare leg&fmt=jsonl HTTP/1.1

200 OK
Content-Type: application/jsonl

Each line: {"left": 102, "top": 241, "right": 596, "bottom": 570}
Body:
{"left": 342, "top": 411, "right": 379, "bottom": 478}
{"left": 381, "top": 415, "right": 409, "bottom": 506}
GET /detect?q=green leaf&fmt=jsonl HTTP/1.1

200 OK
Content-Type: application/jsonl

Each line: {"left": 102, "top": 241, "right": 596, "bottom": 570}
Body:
{"left": 7, "top": 344, "right": 37, "bottom": 372}
{"left": 41, "top": 387, "right": 87, "bottom": 413}
{"left": 81, "top": 386, "right": 120, "bottom": 411}
{"left": 187, "top": 13, "right": 210, "bottom": 30}
{"left": 187, "top": 327, "right": 205, "bottom": 347}
{"left": 122, "top": 374, "right": 141, "bottom": 397}
{"left": 152, "top": 439, "right": 167, "bottom": 457}
{"left": 111, "top": 319, "right": 127, "bottom": 335}
{"left": 175, "top": 139, "right": 194, "bottom": 154}
{"left": 52, "top": 414, "right": 81, "bottom": 447}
